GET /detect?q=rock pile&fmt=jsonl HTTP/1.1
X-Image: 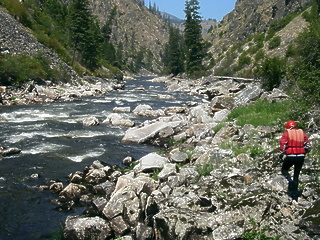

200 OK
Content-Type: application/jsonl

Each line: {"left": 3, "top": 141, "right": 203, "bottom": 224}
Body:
{"left": 0, "top": 77, "right": 124, "bottom": 106}
{"left": 51, "top": 76, "right": 320, "bottom": 239}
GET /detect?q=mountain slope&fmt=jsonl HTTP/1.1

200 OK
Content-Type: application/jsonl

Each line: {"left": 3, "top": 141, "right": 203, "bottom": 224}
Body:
{"left": 89, "top": 0, "right": 169, "bottom": 70}
{"left": 205, "top": 0, "right": 313, "bottom": 76}
{"left": 0, "top": 0, "right": 169, "bottom": 81}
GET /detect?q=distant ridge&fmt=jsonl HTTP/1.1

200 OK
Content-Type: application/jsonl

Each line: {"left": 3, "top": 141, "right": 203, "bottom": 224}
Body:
{"left": 160, "top": 11, "right": 184, "bottom": 24}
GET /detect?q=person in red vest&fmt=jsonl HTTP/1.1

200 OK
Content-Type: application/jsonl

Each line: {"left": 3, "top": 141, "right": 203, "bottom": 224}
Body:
{"left": 279, "top": 120, "right": 312, "bottom": 201}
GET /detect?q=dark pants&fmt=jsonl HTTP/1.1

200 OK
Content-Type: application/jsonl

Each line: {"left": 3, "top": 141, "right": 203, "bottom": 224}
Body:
{"left": 281, "top": 155, "right": 305, "bottom": 198}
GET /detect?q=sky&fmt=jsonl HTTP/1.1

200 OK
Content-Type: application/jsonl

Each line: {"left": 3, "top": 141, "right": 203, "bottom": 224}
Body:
{"left": 149, "top": 0, "right": 237, "bottom": 21}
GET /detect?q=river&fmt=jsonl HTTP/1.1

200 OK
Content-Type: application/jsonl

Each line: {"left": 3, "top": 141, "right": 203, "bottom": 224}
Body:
{"left": 0, "top": 77, "right": 202, "bottom": 240}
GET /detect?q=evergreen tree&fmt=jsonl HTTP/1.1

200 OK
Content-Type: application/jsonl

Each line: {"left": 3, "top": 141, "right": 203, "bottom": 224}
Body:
{"left": 101, "top": 7, "right": 117, "bottom": 65}
{"left": 183, "top": 0, "right": 205, "bottom": 75}
{"left": 82, "top": 19, "right": 101, "bottom": 70}
{"left": 68, "top": 0, "right": 100, "bottom": 70}
{"left": 42, "top": 0, "right": 67, "bottom": 27}
{"left": 163, "top": 26, "right": 184, "bottom": 75}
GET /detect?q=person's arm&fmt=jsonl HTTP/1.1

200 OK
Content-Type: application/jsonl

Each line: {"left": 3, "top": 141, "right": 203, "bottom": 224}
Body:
{"left": 279, "top": 131, "right": 288, "bottom": 153}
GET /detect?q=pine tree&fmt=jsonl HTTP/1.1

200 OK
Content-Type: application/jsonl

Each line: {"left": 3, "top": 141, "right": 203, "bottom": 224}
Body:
{"left": 183, "top": 0, "right": 205, "bottom": 76}
{"left": 68, "top": 0, "right": 100, "bottom": 70}
{"left": 163, "top": 26, "right": 184, "bottom": 75}
{"left": 101, "top": 7, "right": 117, "bottom": 65}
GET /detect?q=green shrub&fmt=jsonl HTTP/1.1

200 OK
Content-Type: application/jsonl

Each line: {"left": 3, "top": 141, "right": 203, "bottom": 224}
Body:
{"left": 196, "top": 163, "right": 214, "bottom": 176}
{"left": 234, "top": 52, "right": 251, "bottom": 72}
{"left": 0, "top": 52, "right": 70, "bottom": 86}
{"left": 268, "top": 36, "right": 281, "bottom": 49}
{"left": 151, "top": 168, "right": 161, "bottom": 181}
{"left": 254, "top": 49, "right": 265, "bottom": 63}
{"left": 285, "top": 42, "right": 297, "bottom": 58}
{"left": 242, "top": 218, "right": 281, "bottom": 240}
{"left": 257, "top": 56, "right": 285, "bottom": 91}
{"left": 249, "top": 144, "right": 265, "bottom": 158}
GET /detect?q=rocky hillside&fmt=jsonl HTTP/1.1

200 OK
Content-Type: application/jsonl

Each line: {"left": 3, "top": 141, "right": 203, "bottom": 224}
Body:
{"left": 205, "top": 0, "right": 313, "bottom": 76}
{"left": 211, "top": 0, "right": 311, "bottom": 43}
{"left": 0, "top": 6, "right": 79, "bottom": 82}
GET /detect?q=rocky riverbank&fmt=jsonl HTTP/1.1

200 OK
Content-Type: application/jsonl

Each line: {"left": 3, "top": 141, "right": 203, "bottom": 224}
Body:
{"left": 47, "top": 75, "right": 320, "bottom": 240}
{"left": 0, "top": 76, "right": 124, "bottom": 106}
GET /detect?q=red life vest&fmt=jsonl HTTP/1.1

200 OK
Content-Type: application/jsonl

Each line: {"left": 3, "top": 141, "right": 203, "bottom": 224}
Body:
{"left": 286, "top": 129, "right": 305, "bottom": 154}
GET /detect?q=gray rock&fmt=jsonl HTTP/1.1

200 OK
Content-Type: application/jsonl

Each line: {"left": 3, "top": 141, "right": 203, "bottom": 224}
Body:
{"left": 153, "top": 208, "right": 217, "bottom": 239}
{"left": 164, "top": 106, "right": 189, "bottom": 115}
{"left": 85, "top": 169, "right": 107, "bottom": 184}
{"left": 91, "top": 160, "right": 105, "bottom": 169}
{"left": 211, "top": 95, "right": 235, "bottom": 111}
{"left": 135, "top": 222, "right": 154, "bottom": 240}
{"left": 122, "top": 121, "right": 181, "bottom": 144}
{"left": 133, "top": 104, "right": 164, "bottom": 117}
{"left": 122, "top": 156, "right": 134, "bottom": 166}
{"left": 92, "top": 181, "right": 115, "bottom": 197}
{"left": 189, "top": 105, "right": 214, "bottom": 123}
{"left": 64, "top": 216, "right": 111, "bottom": 240}
{"left": 170, "top": 151, "right": 189, "bottom": 163}
{"left": 234, "top": 85, "right": 262, "bottom": 106}
{"left": 211, "top": 224, "right": 243, "bottom": 240}
{"left": 49, "top": 182, "right": 64, "bottom": 193}
{"left": 0, "top": 146, "right": 21, "bottom": 157}
{"left": 266, "top": 88, "right": 289, "bottom": 102}
{"left": 185, "top": 123, "right": 216, "bottom": 139}
{"left": 82, "top": 116, "right": 99, "bottom": 126}
{"left": 157, "top": 163, "right": 178, "bottom": 181}
{"left": 212, "top": 109, "right": 231, "bottom": 122}
{"left": 59, "top": 183, "right": 87, "bottom": 203}
{"left": 133, "top": 153, "right": 169, "bottom": 172}
{"left": 103, "top": 113, "right": 135, "bottom": 127}
{"left": 109, "top": 215, "right": 129, "bottom": 236}
{"left": 113, "top": 106, "right": 131, "bottom": 113}
{"left": 92, "top": 197, "right": 108, "bottom": 212}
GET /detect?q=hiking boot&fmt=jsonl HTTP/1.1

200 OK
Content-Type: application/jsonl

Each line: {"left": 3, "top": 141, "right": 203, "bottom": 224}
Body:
{"left": 288, "top": 181, "right": 297, "bottom": 193}
{"left": 292, "top": 194, "right": 298, "bottom": 201}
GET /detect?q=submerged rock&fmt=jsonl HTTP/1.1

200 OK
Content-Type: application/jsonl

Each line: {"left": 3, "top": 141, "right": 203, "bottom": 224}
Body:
{"left": 0, "top": 146, "right": 21, "bottom": 157}
{"left": 83, "top": 116, "right": 99, "bottom": 126}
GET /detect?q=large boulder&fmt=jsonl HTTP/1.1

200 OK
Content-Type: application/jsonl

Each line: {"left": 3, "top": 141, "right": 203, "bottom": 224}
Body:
{"left": 134, "top": 153, "right": 170, "bottom": 173}
{"left": 189, "top": 105, "right": 214, "bottom": 124}
{"left": 102, "top": 113, "right": 135, "bottom": 127}
{"left": 153, "top": 208, "right": 218, "bottom": 239}
{"left": 133, "top": 104, "right": 164, "bottom": 118}
{"left": 58, "top": 183, "right": 87, "bottom": 204}
{"left": 122, "top": 121, "right": 183, "bottom": 144}
{"left": 64, "top": 216, "right": 111, "bottom": 240}
{"left": 102, "top": 173, "right": 158, "bottom": 235}
{"left": 210, "top": 95, "right": 235, "bottom": 111}
{"left": 234, "top": 85, "right": 262, "bottom": 106}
